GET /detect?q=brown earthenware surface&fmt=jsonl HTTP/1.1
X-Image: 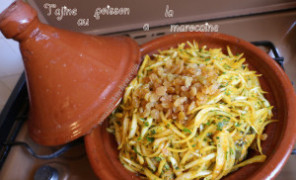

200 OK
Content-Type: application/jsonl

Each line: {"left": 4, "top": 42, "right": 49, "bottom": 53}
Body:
{"left": 0, "top": 0, "right": 141, "bottom": 146}
{"left": 84, "top": 32, "right": 296, "bottom": 180}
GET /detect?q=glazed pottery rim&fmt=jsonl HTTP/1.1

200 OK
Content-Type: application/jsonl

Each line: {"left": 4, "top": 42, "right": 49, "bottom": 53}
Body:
{"left": 84, "top": 32, "right": 296, "bottom": 180}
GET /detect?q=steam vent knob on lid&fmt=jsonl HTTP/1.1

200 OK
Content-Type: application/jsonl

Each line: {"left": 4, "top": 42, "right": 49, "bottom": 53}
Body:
{"left": 0, "top": 0, "right": 141, "bottom": 146}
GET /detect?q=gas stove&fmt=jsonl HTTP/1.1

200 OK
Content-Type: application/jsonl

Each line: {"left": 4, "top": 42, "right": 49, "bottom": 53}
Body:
{"left": 0, "top": 1, "right": 296, "bottom": 179}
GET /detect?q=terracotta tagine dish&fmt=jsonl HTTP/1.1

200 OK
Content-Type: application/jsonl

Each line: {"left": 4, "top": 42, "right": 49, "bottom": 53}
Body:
{"left": 84, "top": 33, "right": 296, "bottom": 180}
{"left": 0, "top": 1, "right": 295, "bottom": 180}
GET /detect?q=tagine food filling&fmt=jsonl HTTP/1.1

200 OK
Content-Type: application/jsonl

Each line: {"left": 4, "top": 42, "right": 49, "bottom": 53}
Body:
{"left": 107, "top": 41, "right": 275, "bottom": 180}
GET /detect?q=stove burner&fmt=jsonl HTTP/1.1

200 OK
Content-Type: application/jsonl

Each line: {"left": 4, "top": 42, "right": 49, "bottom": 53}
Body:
{"left": 34, "top": 165, "right": 59, "bottom": 180}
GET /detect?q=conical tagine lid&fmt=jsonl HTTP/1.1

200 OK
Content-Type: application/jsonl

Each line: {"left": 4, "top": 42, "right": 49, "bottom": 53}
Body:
{"left": 0, "top": 0, "right": 141, "bottom": 146}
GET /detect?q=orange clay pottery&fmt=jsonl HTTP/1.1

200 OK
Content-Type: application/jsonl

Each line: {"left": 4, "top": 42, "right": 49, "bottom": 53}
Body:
{"left": 84, "top": 32, "right": 296, "bottom": 180}
{"left": 1, "top": 1, "right": 296, "bottom": 179}
{"left": 0, "top": 0, "right": 140, "bottom": 146}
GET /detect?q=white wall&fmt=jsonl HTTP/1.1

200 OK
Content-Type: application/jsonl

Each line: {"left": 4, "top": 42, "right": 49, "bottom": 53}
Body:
{"left": 0, "top": 31, "right": 24, "bottom": 112}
